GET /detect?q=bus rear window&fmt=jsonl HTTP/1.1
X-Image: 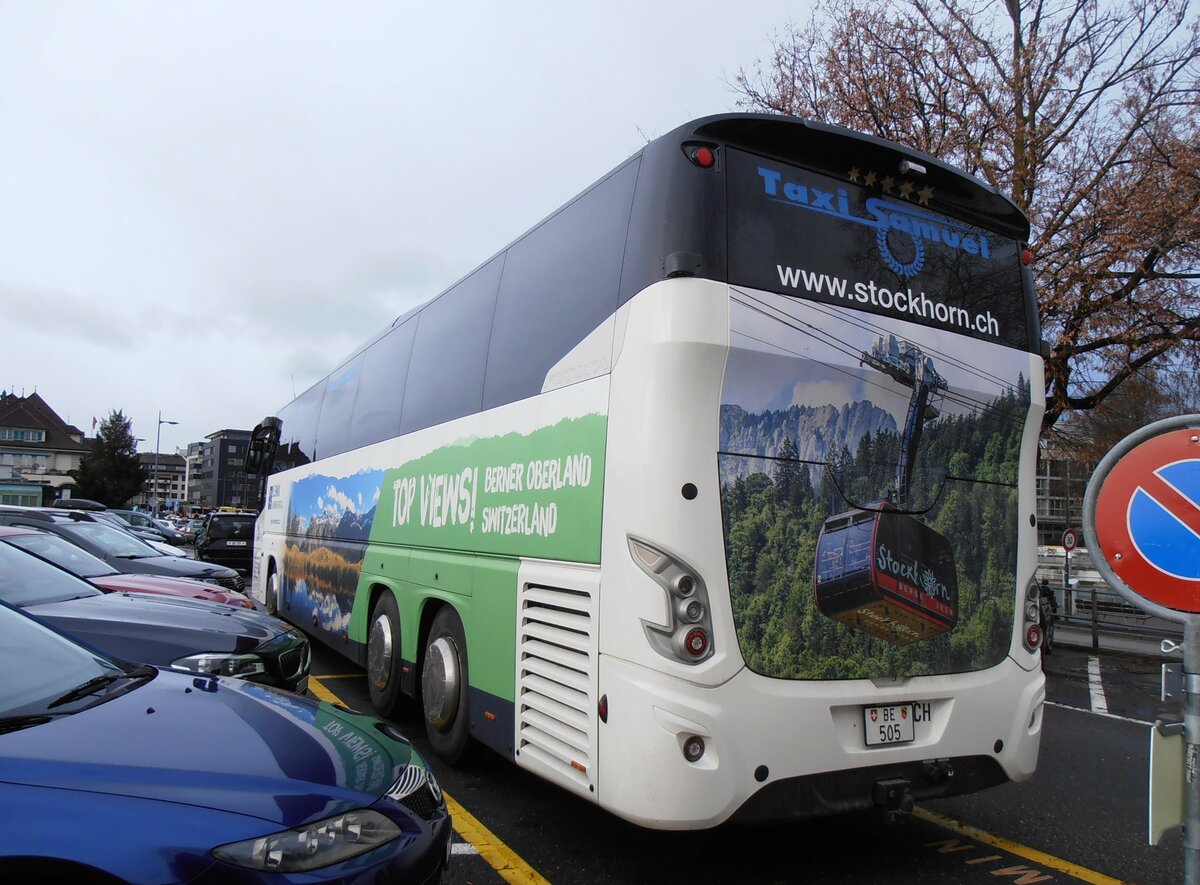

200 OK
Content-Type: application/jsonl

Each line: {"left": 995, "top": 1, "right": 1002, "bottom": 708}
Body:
{"left": 726, "top": 148, "right": 1029, "bottom": 350}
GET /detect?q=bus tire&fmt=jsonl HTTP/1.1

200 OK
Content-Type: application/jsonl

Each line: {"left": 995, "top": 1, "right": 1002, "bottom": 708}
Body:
{"left": 367, "top": 592, "right": 404, "bottom": 717}
{"left": 422, "top": 606, "right": 471, "bottom": 763}
{"left": 264, "top": 567, "right": 279, "bottom": 616}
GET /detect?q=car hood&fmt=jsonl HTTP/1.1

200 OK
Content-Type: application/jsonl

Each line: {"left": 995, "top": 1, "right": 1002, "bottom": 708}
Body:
{"left": 25, "top": 592, "right": 288, "bottom": 662}
{"left": 90, "top": 573, "right": 251, "bottom": 607}
{"left": 0, "top": 671, "right": 415, "bottom": 826}
{"left": 117, "top": 554, "right": 236, "bottom": 580}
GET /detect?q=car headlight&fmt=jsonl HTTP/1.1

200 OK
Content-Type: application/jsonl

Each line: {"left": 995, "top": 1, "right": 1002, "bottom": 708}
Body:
{"left": 212, "top": 809, "right": 401, "bottom": 872}
{"left": 171, "top": 652, "right": 267, "bottom": 678}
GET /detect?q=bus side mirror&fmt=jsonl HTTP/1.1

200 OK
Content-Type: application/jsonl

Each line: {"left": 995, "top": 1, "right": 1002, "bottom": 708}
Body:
{"left": 246, "top": 416, "right": 282, "bottom": 477}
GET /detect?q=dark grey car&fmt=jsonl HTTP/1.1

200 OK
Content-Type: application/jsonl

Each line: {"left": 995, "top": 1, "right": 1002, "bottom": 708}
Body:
{"left": 110, "top": 509, "right": 189, "bottom": 546}
{"left": 0, "top": 540, "right": 309, "bottom": 692}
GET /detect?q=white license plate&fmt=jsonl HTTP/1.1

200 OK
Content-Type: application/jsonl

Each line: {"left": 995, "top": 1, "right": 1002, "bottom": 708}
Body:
{"left": 225, "top": 540, "right": 248, "bottom": 546}
{"left": 864, "top": 704, "right": 915, "bottom": 746}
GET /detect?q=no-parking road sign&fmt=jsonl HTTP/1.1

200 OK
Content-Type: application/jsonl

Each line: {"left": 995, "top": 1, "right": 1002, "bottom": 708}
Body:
{"left": 1083, "top": 414, "right": 1200, "bottom": 620}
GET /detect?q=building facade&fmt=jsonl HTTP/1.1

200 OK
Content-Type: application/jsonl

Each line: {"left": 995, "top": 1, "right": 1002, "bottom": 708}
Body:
{"left": 187, "top": 429, "right": 254, "bottom": 511}
{"left": 0, "top": 392, "right": 88, "bottom": 505}
{"left": 1034, "top": 441, "right": 1092, "bottom": 548}
{"left": 130, "top": 452, "right": 188, "bottom": 512}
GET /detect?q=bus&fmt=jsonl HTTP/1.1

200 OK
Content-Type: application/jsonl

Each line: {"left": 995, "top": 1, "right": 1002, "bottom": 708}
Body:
{"left": 245, "top": 113, "right": 1047, "bottom": 829}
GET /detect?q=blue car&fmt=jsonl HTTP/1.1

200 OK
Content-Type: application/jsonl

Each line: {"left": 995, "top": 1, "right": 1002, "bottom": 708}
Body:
{"left": 0, "top": 601, "right": 452, "bottom": 883}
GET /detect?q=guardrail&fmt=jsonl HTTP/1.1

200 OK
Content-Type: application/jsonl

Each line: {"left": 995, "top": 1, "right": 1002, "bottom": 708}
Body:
{"left": 1050, "top": 584, "right": 1184, "bottom": 651}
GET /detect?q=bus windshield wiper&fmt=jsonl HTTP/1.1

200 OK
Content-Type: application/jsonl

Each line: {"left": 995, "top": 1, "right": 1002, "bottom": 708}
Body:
{"left": 0, "top": 712, "right": 69, "bottom": 734}
{"left": 47, "top": 674, "right": 126, "bottom": 708}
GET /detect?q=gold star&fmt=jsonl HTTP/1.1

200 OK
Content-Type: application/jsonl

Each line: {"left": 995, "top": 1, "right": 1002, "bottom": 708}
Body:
{"left": 898, "top": 180, "right": 914, "bottom": 199}
{"left": 881, "top": 175, "right": 895, "bottom": 194}
{"left": 848, "top": 167, "right": 862, "bottom": 183}
{"left": 917, "top": 185, "right": 935, "bottom": 205}
{"left": 864, "top": 170, "right": 877, "bottom": 187}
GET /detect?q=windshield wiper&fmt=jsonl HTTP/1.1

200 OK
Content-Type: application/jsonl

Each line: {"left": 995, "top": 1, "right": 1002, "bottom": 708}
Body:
{"left": 0, "top": 712, "right": 69, "bottom": 734}
{"left": 47, "top": 674, "right": 126, "bottom": 708}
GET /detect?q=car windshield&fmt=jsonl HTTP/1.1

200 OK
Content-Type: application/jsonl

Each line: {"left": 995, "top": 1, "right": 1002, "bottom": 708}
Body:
{"left": 2, "top": 533, "right": 117, "bottom": 579}
{"left": 0, "top": 540, "right": 103, "bottom": 606}
{"left": 61, "top": 522, "right": 163, "bottom": 558}
{"left": 0, "top": 603, "right": 144, "bottom": 723}
{"left": 208, "top": 516, "right": 254, "bottom": 540}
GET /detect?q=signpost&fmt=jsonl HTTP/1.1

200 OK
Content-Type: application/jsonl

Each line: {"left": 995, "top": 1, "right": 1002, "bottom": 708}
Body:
{"left": 1082, "top": 415, "right": 1200, "bottom": 883}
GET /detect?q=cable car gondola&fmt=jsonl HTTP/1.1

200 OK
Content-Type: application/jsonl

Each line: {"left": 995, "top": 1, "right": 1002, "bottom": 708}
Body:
{"left": 812, "top": 335, "right": 959, "bottom": 645}
{"left": 814, "top": 502, "right": 958, "bottom": 645}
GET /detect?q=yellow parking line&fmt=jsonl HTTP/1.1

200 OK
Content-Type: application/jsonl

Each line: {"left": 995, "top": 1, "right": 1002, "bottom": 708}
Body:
{"left": 306, "top": 675, "right": 342, "bottom": 705}
{"left": 915, "top": 807, "right": 1125, "bottom": 884}
{"left": 309, "top": 676, "right": 549, "bottom": 883}
{"left": 444, "top": 793, "right": 550, "bottom": 885}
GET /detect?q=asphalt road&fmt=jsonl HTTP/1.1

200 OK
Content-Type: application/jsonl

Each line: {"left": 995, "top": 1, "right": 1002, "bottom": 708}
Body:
{"left": 309, "top": 640, "right": 1185, "bottom": 884}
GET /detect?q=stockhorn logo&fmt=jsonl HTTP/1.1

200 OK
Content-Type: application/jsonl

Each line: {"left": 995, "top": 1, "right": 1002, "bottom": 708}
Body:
{"left": 757, "top": 166, "right": 992, "bottom": 279}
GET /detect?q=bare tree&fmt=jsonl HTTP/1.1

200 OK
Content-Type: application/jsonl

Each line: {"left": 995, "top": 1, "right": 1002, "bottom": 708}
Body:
{"left": 735, "top": 0, "right": 1200, "bottom": 431}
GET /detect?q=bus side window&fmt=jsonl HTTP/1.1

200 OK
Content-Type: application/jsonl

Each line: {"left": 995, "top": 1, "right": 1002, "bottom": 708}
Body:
{"left": 345, "top": 317, "right": 417, "bottom": 452}
{"left": 277, "top": 382, "right": 324, "bottom": 467}
{"left": 482, "top": 160, "right": 637, "bottom": 412}
{"left": 313, "top": 358, "right": 362, "bottom": 460}
{"left": 399, "top": 256, "right": 502, "bottom": 436}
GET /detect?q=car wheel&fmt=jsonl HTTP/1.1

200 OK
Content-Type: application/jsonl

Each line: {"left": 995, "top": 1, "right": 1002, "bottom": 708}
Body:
{"left": 368, "top": 592, "right": 405, "bottom": 717}
{"left": 265, "top": 568, "right": 279, "bottom": 616}
{"left": 422, "top": 606, "right": 471, "bottom": 763}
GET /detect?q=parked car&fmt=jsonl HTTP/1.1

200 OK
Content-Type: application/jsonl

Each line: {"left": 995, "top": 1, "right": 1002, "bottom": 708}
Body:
{"left": 0, "top": 599, "right": 451, "bottom": 883}
{"left": 111, "top": 509, "right": 189, "bottom": 546}
{"left": 88, "top": 508, "right": 172, "bottom": 543}
{"left": 195, "top": 511, "right": 257, "bottom": 572}
{"left": 0, "top": 525, "right": 255, "bottom": 609}
{"left": 50, "top": 497, "right": 106, "bottom": 511}
{"left": 0, "top": 507, "right": 247, "bottom": 592}
{"left": 183, "top": 516, "right": 205, "bottom": 543}
{"left": 0, "top": 538, "right": 310, "bottom": 692}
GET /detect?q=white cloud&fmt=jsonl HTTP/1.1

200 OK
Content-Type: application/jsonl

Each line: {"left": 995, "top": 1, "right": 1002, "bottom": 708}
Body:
{"left": 324, "top": 485, "right": 357, "bottom": 515}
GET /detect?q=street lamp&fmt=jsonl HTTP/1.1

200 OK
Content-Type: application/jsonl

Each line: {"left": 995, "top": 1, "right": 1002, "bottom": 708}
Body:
{"left": 152, "top": 411, "right": 178, "bottom": 514}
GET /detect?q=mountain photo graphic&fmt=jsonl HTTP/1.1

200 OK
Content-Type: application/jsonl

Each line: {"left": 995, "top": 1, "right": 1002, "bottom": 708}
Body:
{"left": 280, "top": 470, "right": 383, "bottom": 637}
{"left": 720, "top": 288, "right": 1032, "bottom": 680}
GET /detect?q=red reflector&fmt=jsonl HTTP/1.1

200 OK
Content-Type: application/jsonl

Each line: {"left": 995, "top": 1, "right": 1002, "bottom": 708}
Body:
{"left": 685, "top": 627, "right": 709, "bottom": 657}
{"left": 1021, "top": 249, "right": 1033, "bottom": 266}
{"left": 1026, "top": 624, "right": 1042, "bottom": 648}
{"left": 598, "top": 693, "right": 608, "bottom": 723}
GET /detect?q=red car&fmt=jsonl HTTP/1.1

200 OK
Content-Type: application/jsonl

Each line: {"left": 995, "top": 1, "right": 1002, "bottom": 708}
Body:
{"left": 0, "top": 525, "right": 255, "bottom": 609}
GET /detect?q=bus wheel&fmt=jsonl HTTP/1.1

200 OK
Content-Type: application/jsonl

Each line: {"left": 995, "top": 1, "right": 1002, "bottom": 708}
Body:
{"left": 422, "top": 606, "right": 470, "bottom": 763}
{"left": 264, "top": 568, "right": 279, "bottom": 616}
{"left": 367, "top": 593, "right": 404, "bottom": 717}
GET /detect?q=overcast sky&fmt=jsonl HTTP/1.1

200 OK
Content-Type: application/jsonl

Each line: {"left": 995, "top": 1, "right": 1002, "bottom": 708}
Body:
{"left": 0, "top": 1, "right": 810, "bottom": 452}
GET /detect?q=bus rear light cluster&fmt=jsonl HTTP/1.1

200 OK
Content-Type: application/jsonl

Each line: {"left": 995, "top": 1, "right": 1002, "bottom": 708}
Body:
{"left": 682, "top": 142, "right": 717, "bottom": 169}
{"left": 629, "top": 536, "right": 715, "bottom": 665}
{"left": 1021, "top": 578, "right": 1042, "bottom": 653}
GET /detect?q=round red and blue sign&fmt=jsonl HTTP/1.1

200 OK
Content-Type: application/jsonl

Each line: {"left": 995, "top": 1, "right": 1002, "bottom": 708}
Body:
{"left": 1086, "top": 417, "right": 1200, "bottom": 616}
